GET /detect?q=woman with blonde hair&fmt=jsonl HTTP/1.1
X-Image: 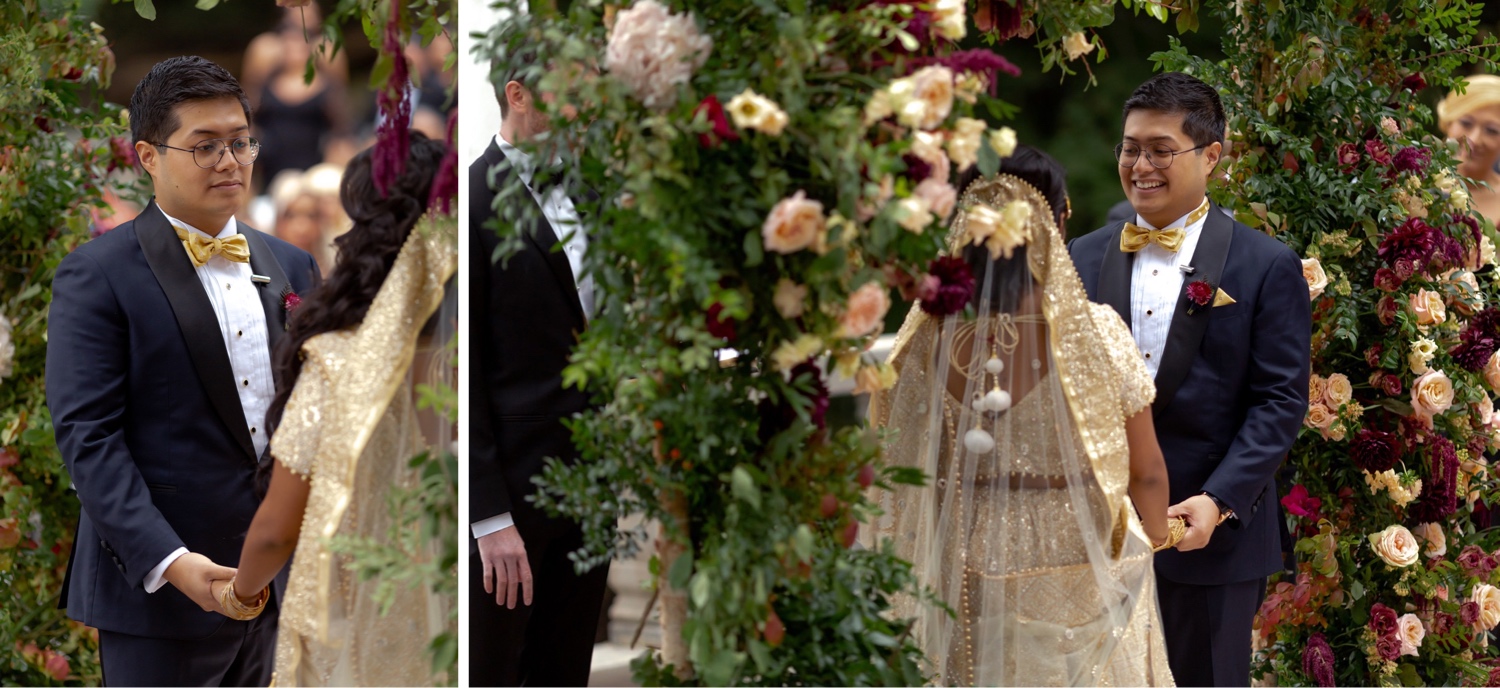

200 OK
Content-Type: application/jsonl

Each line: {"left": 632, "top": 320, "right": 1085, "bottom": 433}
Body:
{"left": 1439, "top": 74, "right": 1500, "bottom": 223}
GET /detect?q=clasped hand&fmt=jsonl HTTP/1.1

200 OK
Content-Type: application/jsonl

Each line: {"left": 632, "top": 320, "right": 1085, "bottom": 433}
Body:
{"left": 162, "top": 552, "right": 245, "bottom": 618}
{"left": 1165, "top": 494, "right": 1221, "bottom": 551}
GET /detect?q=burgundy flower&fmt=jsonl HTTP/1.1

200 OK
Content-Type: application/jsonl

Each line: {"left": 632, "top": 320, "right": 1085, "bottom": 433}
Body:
{"left": 706, "top": 302, "right": 737, "bottom": 341}
{"left": 1377, "top": 295, "right": 1399, "bottom": 326}
{"left": 974, "top": 0, "right": 1024, "bottom": 40}
{"left": 1408, "top": 436, "right": 1459, "bottom": 522}
{"left": 1365, "top": 344, "right": 1384, "bottom": 368}
{"left": 428, "top": 109, "right": 458, "bottom": 216}
{"left": 1487, "top": 666, "right": 1500, "bottom": 687}
{"left": 1302, "top": 632, "right": 1336, "bottom": 687}
{"left": 919, "top": 256, "right": 976, "bottom": 316}
{"left": 1186, "top": 279, "right": 1214, "bottom": 307}
{"left": 1375, "top": 634, "right": 1402, "bottom": 661}
{"left": 1379, "top": 217, "right": 1439, "bottom": 268}
{"left": 1456, "top": 213, "right": 1483, "bottom": 244}
{"left": 694, "top": 95, "right": 739, "bottom": 148}
{"left": 1403, "top": 73, "right": 1428, "bottom": 92}
{"left": 1281, "top": 484, "right": 1323, "bottom": 518}
{"left": 1370, "top": 602, "right": 1400, "bottom": 637}
{"left": 281, "top": 289, "right": 302, "bottom": 312}
{"left": 372, "top": 2, "right": 413, "bottom": 197}
{"left": 1394, "top": 258, "right": 1417, "bottom": 281}
{"left": 0, "top": 448, "right": 17, "bottom": 469}
{"left": 34, "top": 116, "right": 52, "bottom": 134}
{"left": 1374, "top": 268, "right": 1401, "bottom": 292}
{"left": 107, "top": 135, "right": 137, "bottom": 173}
{"left": 1462, "top": 599, "right": 1483, "bottom": 625}
{"left": 789, "top": 360, "right": 830, "bottom": 430}
{"left": 1352, "top": 429, "right": 1401, "bottom": 473}
{"left": 1382, "top": 372, "right": 1404, "bottom": 396}
{"left": 1337, "top": 142, "right": 1361, "bottom": 172}
{"left": 1434, "top": 611, "right": 1455, "bottom": 636}
{"left": 1365, "top": 139, "right": 1392, "bottom": 166}
{"left": 901, "top": 153, "right": 933, "bottom": 184}
{"left": 1393, "top": 146, "right": 1431, "bottom": 174}
{"left": 1460, "top": 545, "right": 1492, "bottom": 579}
{"left": 909, "top": 49, "right": 1022, "bottom": 83}
{"left": 1283, "top": 151, "right": 1301, "bottom": 174}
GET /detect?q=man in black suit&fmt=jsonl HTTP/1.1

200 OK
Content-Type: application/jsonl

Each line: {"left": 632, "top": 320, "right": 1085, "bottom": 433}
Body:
{"left": 47, "top": 56, "right": 320, "bottom": 686}
{"left": 468, "top": 51, "right": 609, "bottom": 685}
{"left": 1068, "top": 72, "right": 1311, "bottom": 686}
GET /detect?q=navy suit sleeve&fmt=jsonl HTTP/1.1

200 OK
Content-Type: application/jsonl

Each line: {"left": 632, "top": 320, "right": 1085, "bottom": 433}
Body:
{"left": 46, "top": 250, "right": 185, "bottom": 588}
{"left": 469, "top": 168, "right": 514, "bottom": 524}
{"left": 1203, "top": 248, "right": 1311, "bottom": 521}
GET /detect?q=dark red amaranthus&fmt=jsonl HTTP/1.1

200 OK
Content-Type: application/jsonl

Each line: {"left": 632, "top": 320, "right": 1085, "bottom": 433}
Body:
{"left": 372, "top": 0, "right": 412, "bottom": 197}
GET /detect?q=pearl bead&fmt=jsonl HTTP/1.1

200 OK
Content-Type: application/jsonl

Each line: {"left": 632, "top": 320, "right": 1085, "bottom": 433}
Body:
{"left": 984, "top": 357, "right": 1004, "bottom": 375}
{"left": 964, "top": 428, "right": 995, "bottom": 453}
{"left": 982, "top": 388, "right": 1012, "bottom": 412}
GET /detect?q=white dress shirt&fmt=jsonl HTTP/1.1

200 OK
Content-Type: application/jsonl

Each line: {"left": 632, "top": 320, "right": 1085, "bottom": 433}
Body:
{"left": 145, "top": 210, "right": 276, "bottom": 592}
{"left": 473, "top": 134, "right": 593, "bottom": 540}
{"left": 1129, "top": 199, "right": 1210, "bottom": 379}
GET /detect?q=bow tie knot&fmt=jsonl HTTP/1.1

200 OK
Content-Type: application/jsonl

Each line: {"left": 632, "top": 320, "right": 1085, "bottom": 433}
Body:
{"left": 176, "top": 226, "right": 250, "bottom": 267}
{"left": 1120, "top": 224, "right": 1186, "bottom": 253}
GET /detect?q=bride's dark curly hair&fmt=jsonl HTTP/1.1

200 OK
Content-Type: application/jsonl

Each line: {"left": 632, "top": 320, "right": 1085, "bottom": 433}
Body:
{"left": 262, "top": 132, "right": 446, "bottom": 475}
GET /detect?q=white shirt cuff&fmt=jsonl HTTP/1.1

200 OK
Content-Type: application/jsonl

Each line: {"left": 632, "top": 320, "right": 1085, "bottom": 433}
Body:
{"left": 471, "top": 512, "right": 515, "bottom": 539}
{"left": 144, "top": 547, "right": 189, "bottom": 593}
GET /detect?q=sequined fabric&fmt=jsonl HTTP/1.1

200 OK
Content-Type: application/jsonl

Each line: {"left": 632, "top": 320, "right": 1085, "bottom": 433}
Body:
{"left": 870, "top": 175, "right": 1173, "bottom": 686}
{"left": 270, "top": 222, "right": 456, "bottom": 686}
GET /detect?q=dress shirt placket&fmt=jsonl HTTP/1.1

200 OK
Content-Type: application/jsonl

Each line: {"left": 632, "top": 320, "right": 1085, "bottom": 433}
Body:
{"left": 1129, "top": 203, "right": 1209, "bottom": 378}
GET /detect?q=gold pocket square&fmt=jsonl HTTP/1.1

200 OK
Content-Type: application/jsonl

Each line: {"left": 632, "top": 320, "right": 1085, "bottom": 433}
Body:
{"left": 1213, "top": 288, "right": 1236, "bottom": 307}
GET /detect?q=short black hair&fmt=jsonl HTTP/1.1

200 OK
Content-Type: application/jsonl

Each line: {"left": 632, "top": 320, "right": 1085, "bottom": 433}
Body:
{"left": 129, "top": 56, "right": 252, "bottom": 148}
{"left": 1122, "top": 71, "right": 1226, "bottom": 149}
{"left": 492, "top": 32, "right": 541, "bottom": 118}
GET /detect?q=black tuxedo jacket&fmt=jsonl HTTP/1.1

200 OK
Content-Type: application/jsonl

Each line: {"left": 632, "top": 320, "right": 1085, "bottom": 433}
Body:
{"left": 1069, "top": 205, "right": 1311, "bottom": 586}
{"left": 46, "top": 201, "right": 319, "bottom": 639}
{"left": 468, "top": 140, "right": 591, "bottom": 542}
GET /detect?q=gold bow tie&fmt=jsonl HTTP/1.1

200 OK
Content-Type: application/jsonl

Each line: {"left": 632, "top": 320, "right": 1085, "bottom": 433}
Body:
{"left": 1120, "top": 224, "right": 1185, "bottom": 253}
{"left": 175, "top": 227, "right": 250, "bottom": 267}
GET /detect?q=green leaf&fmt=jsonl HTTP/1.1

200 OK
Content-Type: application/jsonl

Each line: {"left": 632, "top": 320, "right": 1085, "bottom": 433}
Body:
{"left": 792, "top": 524, "right": 815, "bottom": 562}
{"left": 743, "top": 229, "right": 764, "bottom": 268}
{"left": 134, "top": 0, "right": 156, "bottom": 20}
{"left": 1350, "top": 579, "right": 1365, "bottom": 601}
{"left": 731, "top": 465, "right": 761, "bottom": 510}
{"left": 667, "top": 550, "right": 693, "bottom": 590}
{"left": 194, "top": 0, "right": 219, "bottom": 9}
{"left": 690, "top": 572, "right": 712, "bottom": 609}
{"left": 1399, "top": 663, "right": 1422, "bottom": 687}
{"left": 978, "top": 139, "right": 1000, "bottom": 179}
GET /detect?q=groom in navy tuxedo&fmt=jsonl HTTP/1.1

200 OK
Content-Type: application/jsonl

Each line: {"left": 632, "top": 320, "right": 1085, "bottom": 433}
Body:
{"left": 1069, "top": 72, "right": 1311, "bottom": 686}
{"left": 46, "top": 56, "right": 319, "bottom": 686}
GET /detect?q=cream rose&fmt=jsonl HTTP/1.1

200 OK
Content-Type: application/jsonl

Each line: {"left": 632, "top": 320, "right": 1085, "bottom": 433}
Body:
{"left": 1414, "top": 522, "right": 1447, "bottom": 559}
{"left": 727, "top": 88, "right": 790, "bottom": 136}
{"left": 1308, "top": 374, "right": 1329, "bottom": 406}
{"left": 890, "top": 66, "right": 954, "bottom": 131}
{"left": 1473, "top": 583, "right": 1500, "bottom": 631}
{"left": 1369, "top": 524, "right": 1421, "bottom": 568}
{"left": 1487, "top": 352, "right": 1500, "bottom": 392}
{"left": 913, "top": 178, "right": 958, "bottom": 223}
{"left": 1411, "top": 369, "right": 1455, "bottom": 419}
{"left": 762, "top": 191, "right": 826, "bottom": 254}
{"left": 1381, "top": 116, "right": 1401, "bottom": 136}
{"left": 1305, "top": 403, "right": 1335, "bottom": 431}
{"left": 853, "top": 361, "right": 899, "bottom": 395}
{"left": 990, "top": 126, "right": 1017, "bottom": 158}
{"left": 964, "top": 201, "right": 1032, "bottom": 259}
{"left": 838, "top": 282, "right": 890, "bottom": 339}
{"left": 1302, "top": 257, "right": 1328, "bottom": 300}
{"left": 857, "top": 175, "right": 895, "bottom": 222}
{"left": 954, "top": 71, "right": 985, "bottom": 104}
{"left": 772, "top": 333, "right": 823, "bottom": 372}
{"left": 946, "top": 117, "right": 986, "bottom": 172}
{"left": 774, "top": 278, "right": 808, "bottom": 319}
{"left": 1409, "top": 337, "right": 1437, "bottom": 375}
{"left": 864, "top": 89, "right": 893, "bottom": 125}
{"left": 1411, "top": 288, "right": 1447, "bottom": 328}
{"left": 605, "top": 0, "right": 713, "bottom": 109}
{"left": 933, "top": 0, "right": 966, "bottom": 40}
{"left": 895, "top": 196, "right": 934, "bottom": 234}
{"left": 1325, "top": 373, "right": 1353, "bottom": 408}
{"left": 1063, "top": 32, "right": 1096, "bottom": 61}
{"left": 1397, "top": 613, "right": 1425, "bottom": 657}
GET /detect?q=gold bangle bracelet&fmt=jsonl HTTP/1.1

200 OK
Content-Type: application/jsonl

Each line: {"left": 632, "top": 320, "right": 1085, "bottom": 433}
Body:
{"left": 1152, "top": 516, "right": 1188, "bottom": 553}
{"left": 219, "top": 576, "right": 269, "bottom": 621}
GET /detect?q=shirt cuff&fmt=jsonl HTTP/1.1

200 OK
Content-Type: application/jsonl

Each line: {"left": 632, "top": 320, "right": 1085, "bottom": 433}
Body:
{"left": 471, "top": 512, "right": 515, "bottom": 539}
{"left": 144, "top": 547, "right": 189, "bottom": 593}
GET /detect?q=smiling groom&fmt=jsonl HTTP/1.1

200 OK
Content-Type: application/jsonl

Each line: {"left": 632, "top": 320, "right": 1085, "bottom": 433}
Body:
{"left": 46, "top": 56, "right": 319, "bottom": 686}
{"left": 1068, "top": 72, "right": 1311, "bottom": 686}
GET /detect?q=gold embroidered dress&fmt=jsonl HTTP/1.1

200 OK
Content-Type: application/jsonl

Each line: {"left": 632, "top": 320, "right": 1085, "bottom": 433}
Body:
{"left": 270, "top": 224, "right": 456, "bottom": 686}
{"left": 870, "top": 176, "right": 1174, "bottom": 686}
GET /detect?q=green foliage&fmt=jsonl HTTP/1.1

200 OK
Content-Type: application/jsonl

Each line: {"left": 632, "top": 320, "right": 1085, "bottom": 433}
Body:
{"left": 1158, "top": 0, "right": 1500, "bottom": 684}
{"left": 0, "top": 1, "right": 134, "bottom": 684}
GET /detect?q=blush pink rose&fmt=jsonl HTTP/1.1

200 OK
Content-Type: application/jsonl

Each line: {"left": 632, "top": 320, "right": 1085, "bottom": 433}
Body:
{"left": 913, "top": 178, "right": 958, "bottom": 222}
{"left": 1410, "top": 288, "right": 1447, "bottom": 328}
{"left": 837, "top": 281, "right": 890, "bottom": 339}
{"left": 762, "top": 190, "right": 826, "bottom": 254}
{"left": 1486, "top": 351, "right": 1500, "bottom": 391}
{"left": 1411, "top": 369, "right": 1455, "bottom": 419}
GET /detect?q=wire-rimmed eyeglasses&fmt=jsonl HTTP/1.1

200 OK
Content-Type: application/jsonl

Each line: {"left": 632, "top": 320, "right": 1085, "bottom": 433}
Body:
{"left": 152, "top": 136, "right": 260, "bottom": 169}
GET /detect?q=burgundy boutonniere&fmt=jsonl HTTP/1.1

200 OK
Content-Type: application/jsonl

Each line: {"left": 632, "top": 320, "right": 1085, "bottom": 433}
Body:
{"left": 280, "top": 287, "right": 302, "bottom": 329}
{"left": 1185, "top": 279, "right": 1214, "bottom": 314}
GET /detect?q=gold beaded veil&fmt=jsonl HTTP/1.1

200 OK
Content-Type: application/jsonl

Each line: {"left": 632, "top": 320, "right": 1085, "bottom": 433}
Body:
{"left": 869, "top": 175, "right": 1172, "bottom": 685}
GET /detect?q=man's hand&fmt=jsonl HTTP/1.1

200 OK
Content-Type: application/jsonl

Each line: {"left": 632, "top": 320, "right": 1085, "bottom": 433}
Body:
{"left": 163, "top": 552, "right": 237, "bottom": 613}
{"left": 1167, "top": 494, "right": 1221, "bottom": 551}
{"left": 477, "top": 527, "right": 533, "bottom": 610}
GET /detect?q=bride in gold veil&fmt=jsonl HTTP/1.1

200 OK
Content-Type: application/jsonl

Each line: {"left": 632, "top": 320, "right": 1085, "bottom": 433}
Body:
{"left": 870, "top": 147, "right": 1178, "bottom": 686}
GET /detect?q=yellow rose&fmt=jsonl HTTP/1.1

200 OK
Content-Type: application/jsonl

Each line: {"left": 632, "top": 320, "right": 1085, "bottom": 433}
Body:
{"left": 1473, "top": 583, "right": 1500, "bottom": 631}
{"left": 1325, "top": 373, "right": 1353, "bottom": 408}
{"left": 1062, "top": 32, "right": 1095, "bottom": 61}
{"left": 762, "top": 190, "right": 826, "bottom": 254}
{"left": 773, "top": 278, "right": 807, "bottom": 319}
{"left": 946, "top": 117, "right": 986, "bottom": 172}
{"left": 853, "top": 362, "right": 899, "bottom": 395}
{"left": 1302, "top": 257, "right": 1328, "bottom": 300}
{"left": 772, "top": 333, "right": 823, "bottom": 372}
{"left": 1369, "top": 524, "right": 1420, "bottom": 568}
{"left": 837, "top": 282, "right": 891, "bottom": 339}
{"left": 954, "top": 71, "right": 986, "bottom": 104}
{"left": 1411, "top": 369, "right": 1455, "bottom": 419}
{"left": 895, "top": 196, "right": 934, "bottom": 234}
{"left": 863, "top": 89, "right": 893, "bottom": 125}
{"left": 1409, "top": 337, "right": 1437, "bottom": 375}
{"left": 727, "top": 88, "right": 790, "bottom": 136}
{"left": 932, "top": 0, "right": 966, "bottom": 40}
{"left": 983, "top": 199, "right": 1033, "bottom": 260}
{"left": 989, "top": 126, "right": 1017, "bottom": 158}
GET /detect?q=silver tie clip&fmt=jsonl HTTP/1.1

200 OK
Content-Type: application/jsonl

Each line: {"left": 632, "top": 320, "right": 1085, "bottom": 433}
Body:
{"left": 251, "top": 274, "right": 271, "bottom": 284}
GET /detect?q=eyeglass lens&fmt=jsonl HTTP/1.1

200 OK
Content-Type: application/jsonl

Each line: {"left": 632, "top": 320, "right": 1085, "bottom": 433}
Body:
{"left": 194, "top": 138, "right": 260, "bottom": 168}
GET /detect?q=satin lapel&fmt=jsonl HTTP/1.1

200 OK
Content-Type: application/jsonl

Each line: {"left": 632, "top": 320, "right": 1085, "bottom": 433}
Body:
{"left": 493, "top": 160, "right": 588, "bottom": 329}
{"left": 1096, "top": 221, "right": 1134, "bottom": 328}
{"left": 1152, "top": 206, "right": 1234, "bottom": 416}
{"left": 134, "top": 202, "right": 257, "bottom": 461}
{"left": 240, "top": 227, "right": 292, "bottom": 356}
